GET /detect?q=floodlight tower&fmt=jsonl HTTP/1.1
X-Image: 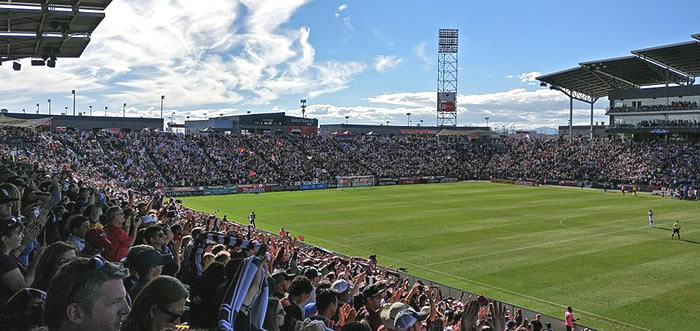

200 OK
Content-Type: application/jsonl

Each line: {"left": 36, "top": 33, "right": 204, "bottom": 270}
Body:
{"left": 437, "top": 29, "right": 458, "bottom": 127}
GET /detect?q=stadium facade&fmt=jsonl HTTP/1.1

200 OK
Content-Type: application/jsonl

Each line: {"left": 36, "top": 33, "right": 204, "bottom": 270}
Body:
{"left": 0, "top": 111, "right": 162, "bottom": 131}
{"left": 319, "top": 123, "right": 496, "bottom": 137}
{"left": 184, "top": 112, "right": 318, "bottom": 136}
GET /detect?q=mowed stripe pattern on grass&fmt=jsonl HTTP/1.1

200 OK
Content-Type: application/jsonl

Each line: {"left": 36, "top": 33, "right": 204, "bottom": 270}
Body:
{"left": 182, "top": 182, "right": 700, "bottom": 330}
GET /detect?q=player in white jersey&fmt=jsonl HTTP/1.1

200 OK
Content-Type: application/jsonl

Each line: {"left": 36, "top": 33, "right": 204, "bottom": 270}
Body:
{"left": 648, "top": 209, "right": 653, "bottom": 226}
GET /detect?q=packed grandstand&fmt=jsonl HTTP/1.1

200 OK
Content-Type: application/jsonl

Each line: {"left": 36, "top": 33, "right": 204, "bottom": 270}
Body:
{"left": 1, "top": 125, "right": 700, "bottom": 331}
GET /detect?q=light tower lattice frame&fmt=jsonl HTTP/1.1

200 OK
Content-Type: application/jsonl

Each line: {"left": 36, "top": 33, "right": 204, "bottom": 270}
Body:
{"left": 437, "top": 29, "right": 458, "bottom": 127}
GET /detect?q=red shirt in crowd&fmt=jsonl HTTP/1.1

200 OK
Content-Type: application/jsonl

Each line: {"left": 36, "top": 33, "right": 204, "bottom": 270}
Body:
{"left": 103, "top": 224, "right": 131, "bottom": 263}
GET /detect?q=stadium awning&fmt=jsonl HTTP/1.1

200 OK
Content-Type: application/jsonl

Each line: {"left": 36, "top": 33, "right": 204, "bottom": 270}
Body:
{"left": 632, "top": 41, "right": 700, "bottom": 76}
{"left": 693, "top": 33, "right": 700, "bottom": 42}
{"left": 579, "top": 55, "right": 692, "bottom": 86}
{"left": 536, "top": 67, "right": 632, "bottom": 102}
{"left": 0, "top": 0, "right": 109, "bottom": 62}
{"left": 9, "top": 0, "right": 112, "bottom": 10}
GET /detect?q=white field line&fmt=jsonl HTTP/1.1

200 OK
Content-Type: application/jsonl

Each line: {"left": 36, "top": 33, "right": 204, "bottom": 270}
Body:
{"left": 423, "top": 219, "right": 690, "bottom": 267}
{"left": 295, "top": 231, "right": 651, "bottom": 331}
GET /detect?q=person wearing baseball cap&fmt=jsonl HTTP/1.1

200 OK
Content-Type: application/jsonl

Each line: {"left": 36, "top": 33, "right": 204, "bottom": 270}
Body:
{"left": 394, "top": 309, "right": 428, "bottom": 331}
{"left": 332, "top": 279, "right": 352, "bottom": 304}
{"left": 82, "top": 228, "right": 112, "bottom": 258}
{"left": 358, "top": 284, "right": 385, "bottom": 331}
{"left": 128, "top": 247, "right": 174, "bottom": 299}
{"left": 380, "top": 302, "right": 411, "bottom": 330}
{"left": 271, "top": 270, "right": 296, "bottom": 299}
{"left": 0, "top": 184, "right": 19, "bottom": 218}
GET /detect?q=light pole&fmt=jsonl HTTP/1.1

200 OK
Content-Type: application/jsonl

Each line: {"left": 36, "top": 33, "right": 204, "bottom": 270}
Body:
{"left": 171, "top": 112, "right": 175, "bottom": 132}
{"left": 386, "top": 120, "right": 390, "bottom": 126}
{"left": 48, "top": 99, "right": 51, "bottom": 115}
{"left": 485, "top": 117, "right": 489, "bottom": 127}
{"left": 64, "top": 106, "right": 68, "bottom": 115}
{"left": 160, "top": 95, "right": 164, "bottom": 119}
{"left": 104, "top": 106, "right": 108, "bottom": 117}
{"left": 89, "top": 105, "right": 92, "bottom": 116}
{"left": 420, "top": 119, "right": 424, "bottom": 127}
{"left": 300, "top": 99, "right": 307, "bottom": 118}
{"left": 36, "top": 103, "right": 39, "bottom": 114}
{"left": 406, "top": 112, "right": 411, "bottom": 126}
{"left": 71, "top": 90, "right": 76, "bottom": 116}
{"left": 123, "top": 103, "right": 126, "bottom": 117}
{"left": 345, "top": 116, "right": 349, "bottom": 124}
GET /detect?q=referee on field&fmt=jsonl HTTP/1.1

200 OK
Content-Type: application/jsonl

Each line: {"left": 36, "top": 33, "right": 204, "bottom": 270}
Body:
{"left": 672, "top": 221, "right": 681, "bottom": 239}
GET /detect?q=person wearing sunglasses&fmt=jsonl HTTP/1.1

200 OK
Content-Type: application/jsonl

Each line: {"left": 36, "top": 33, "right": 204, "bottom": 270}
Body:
{"left": 45, "top": 256, "right": 131, "bottom": 331}
{"left": 122, "top": 275, "right": 188, "bottom": 331}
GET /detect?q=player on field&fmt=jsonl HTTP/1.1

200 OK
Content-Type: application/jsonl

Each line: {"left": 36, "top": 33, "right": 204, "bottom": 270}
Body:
{"left": 672, "top": 221, "right": 681, "bottom": 239}
{"left": 249, "top": 210, "right": 256, "bottom": 229}
{"left": 648, "top": 210, "right": 653, "bottom": 226}
{"left": 633, "top": 185, "right": 638, "bottom": 197}
{"left": 621, "top": 184, "right": 625, "bottom": 195}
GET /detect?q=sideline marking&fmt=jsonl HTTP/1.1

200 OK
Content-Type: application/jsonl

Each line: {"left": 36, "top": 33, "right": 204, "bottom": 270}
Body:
{"left": 423, "top": 219, "right": 694, "bottom": 267}
{"left": 294, "top": 231, "right": 651, "bottom": 331}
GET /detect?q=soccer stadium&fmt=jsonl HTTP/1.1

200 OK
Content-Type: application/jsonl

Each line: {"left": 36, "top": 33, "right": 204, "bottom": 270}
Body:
{"left": 1, "top": 1, "right": 699, "bottom": 331}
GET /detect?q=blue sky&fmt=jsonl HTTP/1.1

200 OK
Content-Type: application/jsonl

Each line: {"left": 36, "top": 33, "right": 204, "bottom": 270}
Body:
{"left": 1, "top": 0, "right": 699, "bottom": 129}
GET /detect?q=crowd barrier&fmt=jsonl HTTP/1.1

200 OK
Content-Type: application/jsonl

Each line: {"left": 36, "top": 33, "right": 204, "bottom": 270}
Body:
{"left": 249, "top": 228, "right": 596, "bottom": 331}
{"left": 162, "top": 176, "right": 460, "bottom": 197}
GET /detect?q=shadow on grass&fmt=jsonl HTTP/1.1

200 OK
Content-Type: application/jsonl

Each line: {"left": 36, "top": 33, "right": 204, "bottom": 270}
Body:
{"left": 652, "top": 227, "right": 700, "bottom": 244}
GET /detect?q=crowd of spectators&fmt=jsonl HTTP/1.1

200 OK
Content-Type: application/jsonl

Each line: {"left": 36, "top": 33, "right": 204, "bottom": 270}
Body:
{"left": 630, "top": 119, "right": 700, "bottom": 128}
{"left": 609, "top": 101, "right": 699, "bottom": 113}
{"left": 3, "top": 128, "right": 700, "bottom": 194}
{"left": 0, "top": 152, "right": 560, "bottom": 331}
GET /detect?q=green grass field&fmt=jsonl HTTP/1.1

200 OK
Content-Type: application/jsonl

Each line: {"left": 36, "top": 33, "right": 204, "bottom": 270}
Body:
{"left": 181, "top": 182, "right": 700, "bottom": 331}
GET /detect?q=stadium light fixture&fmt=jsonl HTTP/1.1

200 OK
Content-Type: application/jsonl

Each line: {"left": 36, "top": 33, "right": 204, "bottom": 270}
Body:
{"left": 485, "top": 117, "right": 489, "bottom": 127}
{"left": 36, "top": 103, "right": 39, "bottom": 113}
{"left": 160, "top": 95, "right": 165, "bottom": 119}
{"left": 345, "top": 116, "right": 349, "bottom": 124}
{"left": 123, "top": 103, "right": 126, "bottom": 117}
{"left": 89, "top": 105, "right": 92, "bottom": 116}
{"left": 406, "top": 112, "right": 411, "bottom": 126}
{"left": 72, "top": 90, "right": 76, "bottom": 116}
{"left": 48, "top": 99, "right": 51, "bottom": 115}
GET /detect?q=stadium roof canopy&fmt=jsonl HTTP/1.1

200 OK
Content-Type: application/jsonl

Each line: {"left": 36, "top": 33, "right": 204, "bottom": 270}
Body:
{"left": 579, "top": 56, "right": 691, "bottom": 86}
{"left": 632, "top": 41, "right": 700, "bottom": 76}
{"left": 538, "top": 34, "right": 699, "bottom": 103}
{"left": 0, "top": 0, "right": 110, "bottom": 63}
{"left": 536, "top": 67, "right": 634, "bottom": 102}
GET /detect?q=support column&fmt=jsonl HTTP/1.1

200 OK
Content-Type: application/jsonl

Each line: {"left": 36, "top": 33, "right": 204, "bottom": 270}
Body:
{"left": 569, "top": 96, "right": 573, "bottom": 142}
{"left": 590, "top": 102, "right": 594, "bottom": 140}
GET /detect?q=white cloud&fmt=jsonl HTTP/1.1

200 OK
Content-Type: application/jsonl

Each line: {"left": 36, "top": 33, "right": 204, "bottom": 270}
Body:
{"left": 506, "top": 71, "right": 541, "bottom": 85}
{"left": 413, "top": 42, "right": 433, "bottom": 69}
{"left": 0, "top": 0, "right": 366, "bottom": 110}
{"left": 342, "top": 17, "right": 354, "bottom": 30}
{"left": 335, "top": 12, "right": 340, "bottom": 17}
{"left": 337, "top": 4, "right": 348, "bottom": 11}
{"left": 374, "top": 55, "right": 403, "bottom": 73}
{"left": 342, "top": 89, "right": 608, "bottom": 129}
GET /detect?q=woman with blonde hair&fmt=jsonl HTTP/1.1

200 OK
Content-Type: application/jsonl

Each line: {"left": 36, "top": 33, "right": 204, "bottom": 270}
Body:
{"left": 122, "top": 275, "right": 189, "bottom": 331}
